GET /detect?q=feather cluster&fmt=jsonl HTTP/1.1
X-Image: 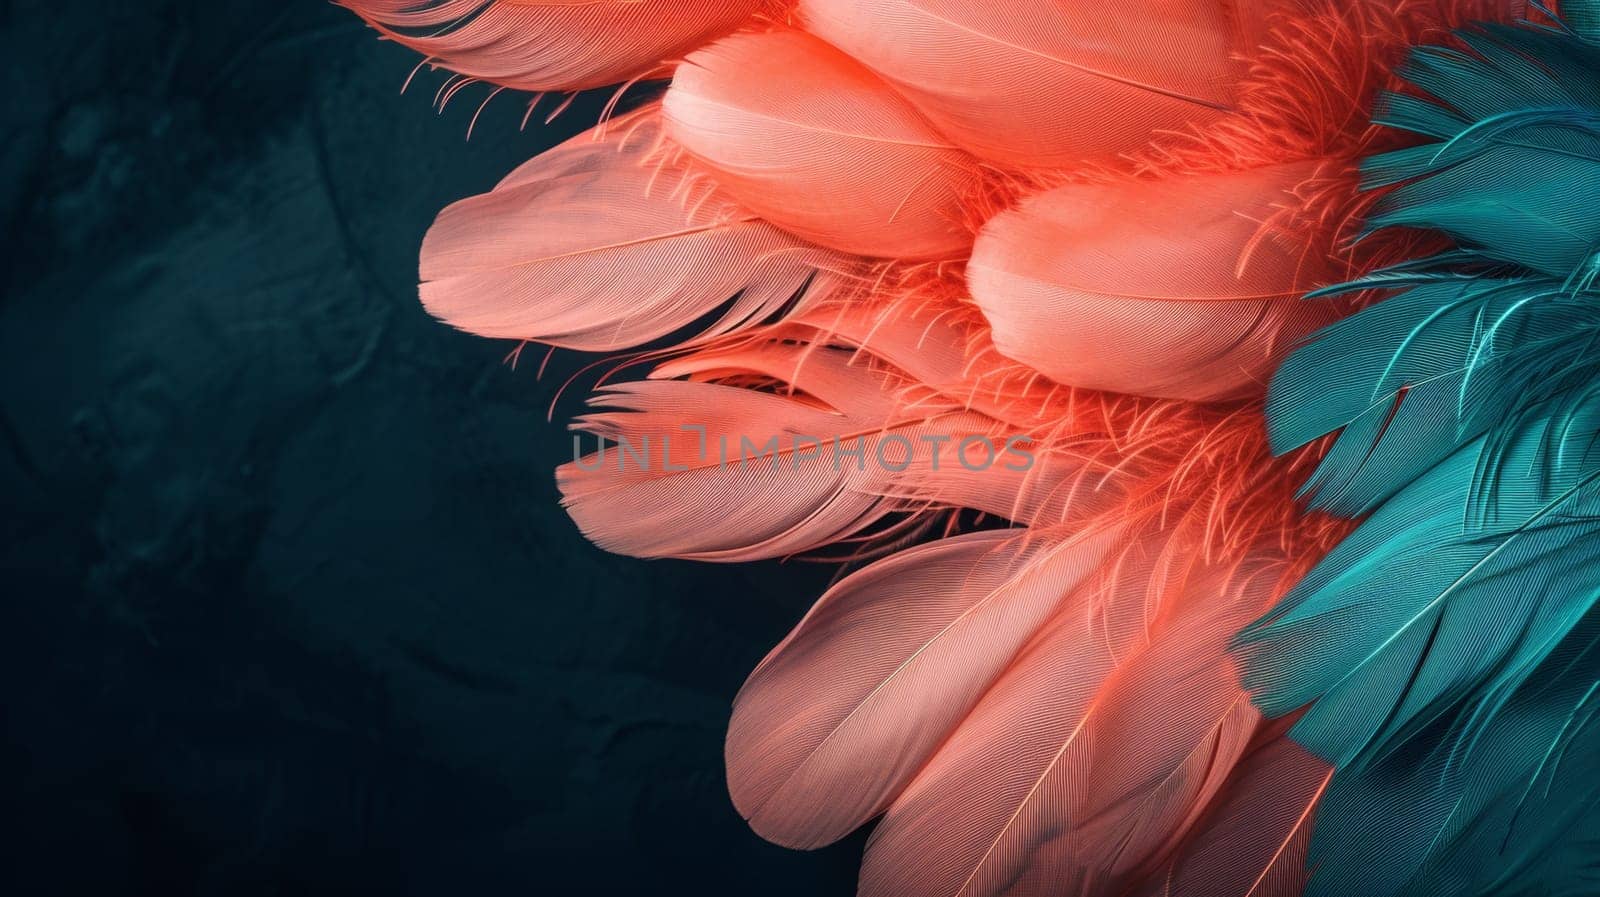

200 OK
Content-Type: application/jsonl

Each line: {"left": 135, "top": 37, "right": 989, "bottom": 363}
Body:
{"left": 1243, "top": 12, "right": 1600, "bottom": 894}
{"left": 343, "top": 0, "right": 1599, "bottom": 894}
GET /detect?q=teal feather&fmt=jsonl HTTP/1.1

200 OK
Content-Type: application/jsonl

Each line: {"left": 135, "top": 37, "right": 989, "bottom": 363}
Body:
{"left": 1364, "top": 24, "right": 1600, "bottom": 278}
{"left": 1244, "top": 14, "right": 1600, "bottom": 895}
{"left": 1268, "top": 270, "right": 1600, "bottom": 515}
{"left": 1240, "top": 407, "right": 1600, "bottom": 896}
{"left": 1240, "top": 407, "right": 1600, "bottom": 764}
{"left": 1571, "top": 0, "right": 1600, "bottom": 39}
{"left": 1304, "top": 619, "right": 1600, "bottom": 896}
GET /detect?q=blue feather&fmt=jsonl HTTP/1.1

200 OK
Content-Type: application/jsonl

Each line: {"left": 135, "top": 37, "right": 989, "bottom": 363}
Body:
{"left": 1245, "top": 14, "right": 1600, "bottom": 894}
{"left": 1571, "top": 0, "right": 1600, "bottom": 39}
{"left": 1364, "top": 24, "right": 1600, "bottom": 278}
{"left": 1305, "top": 621, "right": 1600, "bottom": 896}
{"left": 1239, "top": 410, "right": 1600, "bottom": 895}
{"left": 1268, "top": 270, "right": 1600, "bottom": 515}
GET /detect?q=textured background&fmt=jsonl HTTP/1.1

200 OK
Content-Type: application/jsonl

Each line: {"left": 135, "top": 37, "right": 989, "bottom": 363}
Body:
{"left": 0, "top": 2, "right": 863, "bottom": 893}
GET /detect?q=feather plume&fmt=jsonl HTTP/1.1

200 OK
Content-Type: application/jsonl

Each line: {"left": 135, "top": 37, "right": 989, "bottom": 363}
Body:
{"left": 1240, "top": 413, "right": 1600, "bottom": 768}
{"left": 859, "top": 539, "right": 1283, "bottom": 897}
{"left": 1130, "top": 732, "right": 1331, "bottom": 897}
{"left": 1267, "top": 15, "right": 1600, "bottom": 517}
{"left": 1247, "top": 16, "right": 1600, "bottom": 895}
{"left": 557, "top": 341, "right": 1013, "bottom": 561}
{"left": 1302, "top": 619, "right": 1600, "bottom": 897}
{"left": 419, "top": 109, "right": 850, "bottom": 350}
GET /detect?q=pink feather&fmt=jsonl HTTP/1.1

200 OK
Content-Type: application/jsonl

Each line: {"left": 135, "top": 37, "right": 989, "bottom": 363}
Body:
{"left": 419, "top": 111, "right": 849, "bottom": 350}
{"left": 967, "top": 162, "right": 1337, "bottom": 402}
{"left": 1131, "top": 733, "right": 1331, "bottom": 897}
{"left": 556, "top": 343, "right": 1007, "bottom": 562}
{"left": 798, "top": 0, "right": 1286, "bottom": 169}
{"left": 663, "top": 28, "right": 981, "bottom": 259}
{"left": 857, "top": 544, "right": 1277, "bottom": 896}
{"left": 728, "top": 527, "right": 1121, "bottom": 848}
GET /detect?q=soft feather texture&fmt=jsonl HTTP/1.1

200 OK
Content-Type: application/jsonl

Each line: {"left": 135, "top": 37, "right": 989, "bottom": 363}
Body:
{"left": 860, "top": 541, "right": 1283, "bottom": 897}
{"left": 557, "top": 342, "right": 1010, "bottom": 561}
{"left": 419, "top": 110, "right": 849, "bottom": 350}
{"left": 1362, "top": 24, "right": 1600, "bottom": 278}
{"left": 1240, "top": 413, "right": 1600, "bottom": 768}
{"left": 728, "top": 527, "right": 1119, "bottom": 848}
{"left": 1131, "top": 732, "right": 1331, "bottom": 897}
{"left": 339, "top": 0, "right": 762, "bottom": 91}
{"left": 663, "top": 29, "right": 981, "bottom": 259}
{"left": 785, "top": 301, "right": 1061, "bottom": 431}
{"left": 968, "top": 162, "right": 1337, "bottom": 401}
{"left": 1270, "top": 18, "right": 1600, "bottom": 510}
{"left": 1268, "top": 268, "right": 1600, "bottom": 516}
{"left": 1303, "top": 621, "right": 1600, "bottom": 897}
{"left": 1569, "top": 0, "right": 1600, "bottom": 36}
{"left": 798, "top": 0, "right": 1276, "bottom": 169}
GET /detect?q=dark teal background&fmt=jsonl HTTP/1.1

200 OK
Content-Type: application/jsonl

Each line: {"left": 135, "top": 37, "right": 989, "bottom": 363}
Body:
{"left": 0, "top": 2, "right": 862, "bottom": 892}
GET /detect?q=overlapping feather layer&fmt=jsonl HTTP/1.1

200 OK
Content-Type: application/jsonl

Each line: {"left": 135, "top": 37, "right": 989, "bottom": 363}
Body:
{"left": 340, "top": 0, "right": 1595, "bottom": 894}
{"left": 1245, "top": 14, "right": 1600, "bottom": 895}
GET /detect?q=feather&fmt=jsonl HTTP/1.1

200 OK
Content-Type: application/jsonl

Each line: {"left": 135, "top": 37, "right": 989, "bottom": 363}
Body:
{"left": 1239, "top": 410, "right": 1600, "bottom": 890}
{"left": 1130, "top": 733, "right": 1331, "bottom": 897}
{"left": 727, "top": 527, "right": 1120, "bottom": 849}
{"left": 1273, "top": 22, "right": 1600, "bottom": 510}
{"left": 1244, "top": 16, "right": 1600, "bottom": 896}
{"left": 1297, "top": 616, "right": 1600, "bottom": 897}
{"left": 662, "top": 29, "right": 981, "bottom": 259}
{"left": 784, "top": 303, "right": 1051, "bottom": 429}
{"left": 798, "top": 0, "right": 1282, "bottom": 169}
{"left": 1361, "top": 23, "right": 1600, "bottom": 279}
{"left": 1240, "top": 407, "right": 1600, "bottom": 770}
{"left": 968, "top": 162, "right": 1337, "bottom": 402}
{"left": 556, "top": 342, "right": 1008, "bottom": 561}
{"left": 1267, "top": 270, "right": 1600, "bottom": 516}
{"left": 858, "top": 542, "right": 1280, "bottom": 897}
{"left": 339, "top": 0, "right": 762, "bottom": 92}
{"left": 419, "top": 110, "right": 848, "bottom": 350}
{"left": 1569, "top": 0, "right": 1600, "bottom": 38}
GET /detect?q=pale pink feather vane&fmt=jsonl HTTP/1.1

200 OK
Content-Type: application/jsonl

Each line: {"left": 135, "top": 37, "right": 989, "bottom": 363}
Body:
{"left": 338, "top": 1, "right": 1538, "bottom": 894}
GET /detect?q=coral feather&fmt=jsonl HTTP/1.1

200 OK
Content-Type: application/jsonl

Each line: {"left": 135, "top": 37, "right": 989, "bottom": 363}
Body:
{"left": 419, "top": 109, "right": 850, "bottom": 350}
{"left": 728, "top": 526, "right": 1121, "bottom": 848}
{"left": 968, "top": 162, "right": 1338, "bottom": 402}
{"left": 663, "top": 28, "right": 982, "bottom": 259}
{"left": 798, "top": 0, "right": 1287, "bottom": 168}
